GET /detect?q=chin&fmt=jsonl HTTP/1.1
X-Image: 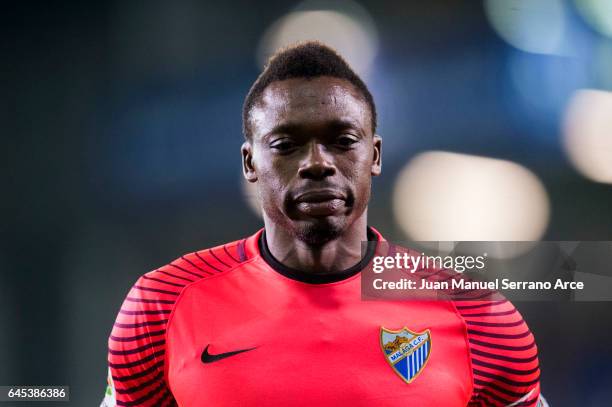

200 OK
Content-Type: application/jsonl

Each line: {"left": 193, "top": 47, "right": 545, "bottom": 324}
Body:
{"left": 294, "top": 217, "right": 346, "bottom": 246}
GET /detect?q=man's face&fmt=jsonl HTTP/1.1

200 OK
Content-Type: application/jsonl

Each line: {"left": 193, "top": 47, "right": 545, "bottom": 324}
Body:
{"left": 242, "top": 76, "right": 382, "bottom": 245}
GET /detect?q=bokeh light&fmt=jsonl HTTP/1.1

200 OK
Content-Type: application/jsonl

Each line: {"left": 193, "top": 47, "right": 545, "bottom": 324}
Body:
{"left": 575, "top": 0, "right": 612, "bottom": 38}
{"left": 562, "top": 89, "right": 612, "bottom": 184}
{"left": 393, "top": 151, "right": 550, "bottom": 242}
{"left": 508, "top": 51, "right": 589, "bottom": 119}
{"left": 257, "top": 0, "right": 378, "bottom": 76}
{"left": 484, "top": 0, "right": 567, "bottom": 55}
{"left": 593, "top": 40, "right": 612, "bottom": 90}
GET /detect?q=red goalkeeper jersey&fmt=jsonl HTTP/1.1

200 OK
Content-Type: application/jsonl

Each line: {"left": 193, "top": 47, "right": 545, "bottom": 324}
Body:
{"left": 103, "top": 227, "right": 541, "bottom": 406}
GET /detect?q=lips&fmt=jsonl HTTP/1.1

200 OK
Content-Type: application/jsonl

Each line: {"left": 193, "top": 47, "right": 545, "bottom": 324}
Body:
{"left": 294, "top": 189, "right": 345, "bottom": 203}
{"left": 293, "top": 189, "right": 346, "bottom": 217}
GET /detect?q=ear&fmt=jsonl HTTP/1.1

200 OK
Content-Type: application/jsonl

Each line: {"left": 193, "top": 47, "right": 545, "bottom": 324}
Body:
{"left": 371, "top": 134, "right": 382, "bottom": 176}
{"left": 242, "top": 141, "right": 258, "bottom": 182}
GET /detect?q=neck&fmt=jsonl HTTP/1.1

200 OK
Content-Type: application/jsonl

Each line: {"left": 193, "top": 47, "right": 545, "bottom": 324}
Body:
{"left": 262, "top": 213, "right": 369, "bottom": 274}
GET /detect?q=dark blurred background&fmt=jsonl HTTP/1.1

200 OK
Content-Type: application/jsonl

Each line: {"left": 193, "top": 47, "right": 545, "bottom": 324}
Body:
{"left": 2, "top": 0, "right": 612, "bottom": 405}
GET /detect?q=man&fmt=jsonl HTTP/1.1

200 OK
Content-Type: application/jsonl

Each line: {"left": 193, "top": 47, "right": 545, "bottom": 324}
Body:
{"left": 103, "top": 42, "right": 541, "bottom": 406}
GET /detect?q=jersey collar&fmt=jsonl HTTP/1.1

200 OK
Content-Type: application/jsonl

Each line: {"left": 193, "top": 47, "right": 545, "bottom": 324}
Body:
{"left": 244, "top": 226, "right": 382, "bottom": 284}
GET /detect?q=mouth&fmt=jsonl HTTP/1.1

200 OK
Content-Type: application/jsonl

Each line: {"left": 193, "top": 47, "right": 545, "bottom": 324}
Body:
{"left": 293, "top": 189, "right": 347, "bottom": 217}
{"left": 294, "top": 189, "right": 345, "bottom": 203}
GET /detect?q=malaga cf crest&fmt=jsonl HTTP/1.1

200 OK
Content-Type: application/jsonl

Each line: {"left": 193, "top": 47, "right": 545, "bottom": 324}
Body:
{"left": 380, "top": 327, "right": 432, "bottom": 383}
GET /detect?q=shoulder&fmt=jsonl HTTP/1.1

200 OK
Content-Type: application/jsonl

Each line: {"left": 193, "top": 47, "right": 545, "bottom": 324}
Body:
{"left": 107, "top": 236, "right": 255, "bottom": 404}
{"left": 453, "top": 299, "right": 541, "bottom": 406}
{"left": 125, "top": 237, "right": 252, "bottom": 310}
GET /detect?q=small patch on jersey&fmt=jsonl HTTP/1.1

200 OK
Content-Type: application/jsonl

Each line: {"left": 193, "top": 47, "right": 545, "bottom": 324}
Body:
{"left": 380, "top": 326, "right": 432, "bottom": 383}
{"left": 100, "top": 367, "right": 116, "bottom": 407}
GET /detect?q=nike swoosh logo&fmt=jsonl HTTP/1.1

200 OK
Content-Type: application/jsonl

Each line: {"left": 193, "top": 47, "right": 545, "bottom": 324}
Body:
{"left": 201, "top": 344, "right": 257, "bottom": 363}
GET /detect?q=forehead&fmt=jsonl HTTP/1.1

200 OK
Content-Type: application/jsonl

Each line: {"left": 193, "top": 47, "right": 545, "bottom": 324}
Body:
{"left": 250, "top": 77, "right": 371, "bottom": 139}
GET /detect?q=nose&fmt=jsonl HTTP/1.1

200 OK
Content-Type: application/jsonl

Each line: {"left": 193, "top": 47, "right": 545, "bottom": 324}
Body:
{"left": 298, "top": 141, "right": 336, "bottom": 180}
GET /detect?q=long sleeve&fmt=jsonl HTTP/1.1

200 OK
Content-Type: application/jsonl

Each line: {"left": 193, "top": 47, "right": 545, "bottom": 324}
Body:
{"left": 456, "top": 300, "right": 541, "bottom": 407}
{"left": 105, "top": 274, "right": 179, "bottom": 406}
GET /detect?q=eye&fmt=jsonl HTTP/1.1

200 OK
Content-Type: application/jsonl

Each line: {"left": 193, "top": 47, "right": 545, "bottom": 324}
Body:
{"left": 336, "top": 134, "right": 359, "bottom": 148}
{"left": 270, "top": 138, "right": 297, "bottom": 153}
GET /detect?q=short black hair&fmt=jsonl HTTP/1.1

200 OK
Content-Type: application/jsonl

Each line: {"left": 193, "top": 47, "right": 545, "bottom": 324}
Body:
{"left": 242, "top": 41, "right": 377, "bottom": 140}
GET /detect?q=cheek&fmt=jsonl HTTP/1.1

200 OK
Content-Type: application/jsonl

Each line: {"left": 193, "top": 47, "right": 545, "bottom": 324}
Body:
{"left": 255, "top": 157, "right": 294, "bottom": 204}
{"left": 257, "top": 168, "right": 281, "bottom": 195}
{"left": 344, "top": 150, "right": 373, "bottom": 183}
{"left": 342, "top": 152, "right": 373, "bottom": 207}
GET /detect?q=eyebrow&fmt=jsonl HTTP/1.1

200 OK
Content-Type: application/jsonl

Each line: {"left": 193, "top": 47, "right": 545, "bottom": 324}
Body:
{"left": 263, "top": 119, "right": 364, "bottom": 140}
